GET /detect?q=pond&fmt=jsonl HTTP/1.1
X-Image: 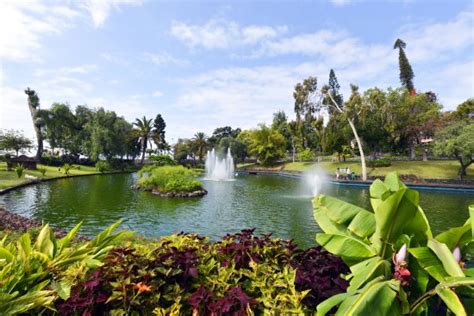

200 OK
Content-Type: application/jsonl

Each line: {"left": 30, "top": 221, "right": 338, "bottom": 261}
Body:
{"left": 0, "top": 173, "right": 473, "bottom": 248}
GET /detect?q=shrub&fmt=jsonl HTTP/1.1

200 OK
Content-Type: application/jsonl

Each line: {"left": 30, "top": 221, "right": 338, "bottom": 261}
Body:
{"left": 0, "top": 222, "right": 125, "bottom": 314}
{"left": 38, "top": 167, "right": 47, "bottom": 176}
{"left": 149, "top": 154, "right": 177, "bottom": 166}
{"left": 298, "top": 148, "right": 315, "bottom": 162}
{"left": 95, "top": 161, "right": 110, "bottom": 173}
{"left": 62, "top": 163, "right": 74, "bottom": 175}
{"left": 14, "top": 164, "right": 25, "bottom": 178}
{"left": 56, "top": 230, "right": 348, "bottom": 315}
{"left": 366, "top": 158, "right": 391, "bottom": 168}
{"left": 137, "top": 165, "right": 203, "bottom": 193}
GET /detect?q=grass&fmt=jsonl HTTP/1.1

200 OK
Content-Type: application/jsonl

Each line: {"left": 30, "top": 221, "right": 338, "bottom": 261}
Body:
{"left": 0, "top": 162, "right": 107, "bottom": 190}
{"left": 239, "top": 160, "right": 474, "bottom": 180}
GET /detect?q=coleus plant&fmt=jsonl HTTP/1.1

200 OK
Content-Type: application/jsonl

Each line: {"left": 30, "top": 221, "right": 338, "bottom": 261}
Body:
{"left": 313, "top": 172, "right": 474, "bottom": 315}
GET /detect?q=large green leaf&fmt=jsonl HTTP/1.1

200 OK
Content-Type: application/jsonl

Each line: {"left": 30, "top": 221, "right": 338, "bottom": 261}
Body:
{"left": 371, "top": 188, "right": 418, "bottom": 256}
{"left": 348, "top": 256, "right": 391, "bottom": 291}
{"left": 316, "top": 292, "right": 352, "bottom": 316}
{"left": 336, "top": 279, "right": 402, "bottom": 316}
{"left": 409, "top": 247, "right": 449, "bottom": 282}
{"left": 436, "top": 219, "right": 472, "bottom": 250}
{"left": 428, "top": 239, "right": 464, "bottom": 278}
{"left": 34, "top": 224, "right": 56, "bottom": 259}
{"left": 316, "top": 233, "right": 377, "bottom": 264}
{"left": 313, "top": 195, "right": 375, "bottom": 238}
{"left": 436, "top": 287, "right": 466, "bottom": 316}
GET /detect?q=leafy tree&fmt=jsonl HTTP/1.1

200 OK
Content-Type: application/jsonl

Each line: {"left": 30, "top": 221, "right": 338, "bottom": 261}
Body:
{"left": 293, "top": 77, "right": 318, "bottom": 148}
{"left": 24, "top": 88, "right": 44, "bottom": 160}
{"left": 0, "top": 130, "right": 33, "bottom": 156}
{"left": 192, "top": 132, "right": 208, "bottom": 162}
{"left": 43, "top": 103, "right": 76, "bottom": 154}
{"left": 393, "top": 39, "right": 415, "bottom": 95}
{"left": 208, "top": 126, "right": 241, "bottom": 145}
{"left": 133, "top": 116, "right": 154, "bottom": 164}
{"left": 433, "top": 121, "right": 474, "bottom": 179}
{"left": 173, "top": 138, "right": 193, "bottom": 163}
{"left": 386, "top": 88, "right": 441, "bottom": 159}
{"left": 452, "top": 98, "right": 474, "bottom": 121}
{"left": 247, "top": 125, "right": 286, "bottom": 166}
{"left": 217, "top": 136, "right": 248, "bottom": 163}
{"left": 322, "top": 81, "right": 368, "bottom": 180}
{"left": 272, "top": 111, "right": 292, "bottom": 151}
{"left": 327, "top": 69, "right": 343, "bottom": 114}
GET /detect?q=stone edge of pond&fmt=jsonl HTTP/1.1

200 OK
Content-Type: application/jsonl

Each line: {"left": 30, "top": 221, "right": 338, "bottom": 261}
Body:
{"left": 237, "top": 168, "right": 474, "bottom": 192}
{"left": 0, "top": 170, "right": 136, "bottom": 196}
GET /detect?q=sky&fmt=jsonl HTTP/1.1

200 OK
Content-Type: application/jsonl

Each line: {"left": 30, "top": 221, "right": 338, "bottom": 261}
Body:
{"left": 1, "top": 0, "right": 473, "bottom": 145}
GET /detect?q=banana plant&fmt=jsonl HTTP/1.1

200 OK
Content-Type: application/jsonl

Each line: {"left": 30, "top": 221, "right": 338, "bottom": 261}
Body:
{"left": 314, "top": 172, "right": 474, "bottom": 315}
{"left": 0, "top": 221, "right": 126, "bottom": 314}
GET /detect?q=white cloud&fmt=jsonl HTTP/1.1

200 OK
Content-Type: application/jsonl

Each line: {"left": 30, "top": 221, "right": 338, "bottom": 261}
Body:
{"left": 33, "top": 65, "right": 97, "bottom": 77}
{"left": 152, "top": 90, "right": 164, "bottom": 97}
{"left": 329, "top": 0, "right": 353, "bottom": 7}
{"left": 0, "top": 0, "right": 81, "bottom": 61}
{"left": 80, "top": 0, "right": 144, "bottom": 28}
{"left": 170, "top": 19, "right": 287, "bottom": 49}
{"left": 144, "top": 52, "right": 189, "bottom": 66}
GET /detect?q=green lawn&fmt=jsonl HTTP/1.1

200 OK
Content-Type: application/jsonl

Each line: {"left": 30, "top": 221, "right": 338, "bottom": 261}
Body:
{"left": 0, "top": 162, "right": 101, "bottom": 190}
{"left": 240, "top": 160, "right": 474, "bottom": 180}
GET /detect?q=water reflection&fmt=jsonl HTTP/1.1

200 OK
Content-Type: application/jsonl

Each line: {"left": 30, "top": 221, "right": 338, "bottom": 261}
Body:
{"left": 0, "top": 173, "right": 472, "bottom": 249}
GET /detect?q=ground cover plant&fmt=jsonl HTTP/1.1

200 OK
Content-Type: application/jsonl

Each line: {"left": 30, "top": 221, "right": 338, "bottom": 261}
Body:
{"left": 136, "top": 165, "right": 204, "bottom": 193}
{"left": 313, "top": 172, "right": 474, "bottom": 315}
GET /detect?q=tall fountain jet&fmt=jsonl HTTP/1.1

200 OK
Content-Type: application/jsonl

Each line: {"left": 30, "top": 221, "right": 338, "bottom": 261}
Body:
{"left": 205, "top": 148, "right": 235, "bottom": 181}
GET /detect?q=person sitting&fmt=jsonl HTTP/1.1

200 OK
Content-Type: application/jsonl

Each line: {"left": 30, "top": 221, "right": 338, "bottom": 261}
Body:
{"left": 335, "top": 168, "right": 340, "bottom": 179}
{"left": 347, "top": 167, "right": 352, "bottom": 180}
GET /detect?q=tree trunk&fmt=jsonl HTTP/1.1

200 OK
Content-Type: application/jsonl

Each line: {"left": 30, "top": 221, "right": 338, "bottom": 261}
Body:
{"left": 292, "top": 139, "right": 295, "bottom": 163}
{"left": 347, "top": 118, "right": 367, "bottom": 181}
{"left": 16, "top": 149, "right": 19, "bottom": 157}
{"left": 140, "top": 137, "right": 146, "bottom": 165}
{"left": 458, "top": 158, "right": 472, "bottom": 180}
{"left": 409, "top": 144, "right": 416, "bottom": 160}
{"left": 422, "top": 149, "right": 428, "bottom": 162}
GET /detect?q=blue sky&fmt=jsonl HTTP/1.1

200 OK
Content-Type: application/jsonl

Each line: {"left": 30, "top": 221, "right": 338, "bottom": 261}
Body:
{"left": 1, "top": 0, "right": 473, "bottom": 144}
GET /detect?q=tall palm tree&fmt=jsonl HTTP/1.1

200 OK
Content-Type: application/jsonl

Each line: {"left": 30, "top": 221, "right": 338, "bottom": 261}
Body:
{"left": 192, "top": 132, "right": 208, "bottom": 162}
{"left": 393, "top": 38, "right": 415, "bottom": 95}
{"left": 133, "top": 116, "right": 153, "bottom": 164}
{"left": 24, "top": 88, "right": 44, "bottom": 160}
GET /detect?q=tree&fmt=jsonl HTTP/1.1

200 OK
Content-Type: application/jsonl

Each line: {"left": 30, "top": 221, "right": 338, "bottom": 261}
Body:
{"left": 24, "top": 88, "right": 44, "bottom": 160}
{"left": 208, "top": 126, "right": 241, "bottom": 146}
{"left": 293, "top": 77, "right": 318, "bottom": 148}
{"left": 43, "top": 103, "right": 76, "bottom": 155}
{"left": 217, "top": 137, "right": 248, "bottom": 163}
{"left": 192, "top": 132, "right": 208, "bottom": 162}
{"left": 272, "top": 110, "right": 292, "bottom": 151}
{"left": 322, "top": 78, "right": 368, "bottom": 180}
{"left": 133, "top": 116, "right": 154, "bottom": 164}
{"left": 327, "top": 69, "right": 343, "bottom": 114}
{"left": 0, "top": 130, "right": 33, "bottom": 156}
{"left": 452, "top": 98, "right": 474, "bottom": 121}
{"left": 247, "top": 125, "right": 286, "bottom": 166}
{"left": 433, "top": 121, "right": 474, "bottom": 179}
{"left": 393, "top": 39, "right": 415, "bottom": 95}
{"left": 173, "top": 138, "right": 193, "bottom": 163}
{"left": 153, "top": 114, "right": 167, "bottom": 152}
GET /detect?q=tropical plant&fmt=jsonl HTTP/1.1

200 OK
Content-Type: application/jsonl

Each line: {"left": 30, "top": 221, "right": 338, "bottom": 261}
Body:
{"left": 298, "top": 148, "right": 315, "bottom": 162}
{"left": 0, "top": 221, "right": 125, "bottom": 314}
{"left": 313, "top": 172, "right": 474, "bottom": 315}
{"left": 192, "top": 132, "right": 208, "bottom": 162}
{"left": 62, "top": 163, "right": 73, "bottom": 175}
{"left": 149, "top": 154, "right": 177, "bottom": 166}
{"left": 14, "top": 164, "right": 25, "bottom": 178}
{"left": 133, "top": 116, "right": 154, "bottom": 165}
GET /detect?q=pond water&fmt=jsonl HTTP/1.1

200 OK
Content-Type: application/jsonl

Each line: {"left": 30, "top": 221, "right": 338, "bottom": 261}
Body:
{"left": 0, "top": 173, "right": 473, "bottom": 248}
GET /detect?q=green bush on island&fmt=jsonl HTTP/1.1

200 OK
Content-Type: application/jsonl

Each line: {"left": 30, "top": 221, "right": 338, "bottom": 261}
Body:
{"left": 137, "top": 165, "right": 203, "bottom": 193}
{"left": 149, "top": 154, "right": 177, "bottom": 166}
{"left": 95, "top": 160, "right": 110, "bottom": 173}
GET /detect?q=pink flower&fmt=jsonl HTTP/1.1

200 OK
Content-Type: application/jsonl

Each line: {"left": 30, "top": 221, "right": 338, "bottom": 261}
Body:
{"left": 453, "top": 246, "right": 461, "bottom": 263}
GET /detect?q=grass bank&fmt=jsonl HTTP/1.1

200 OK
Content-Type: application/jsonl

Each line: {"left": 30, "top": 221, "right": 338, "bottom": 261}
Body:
{"left": 239, "top": 160, "right": 474, "bottom": 180}
{"left": 0, "top": 162, "right": 134, "bottom": 190}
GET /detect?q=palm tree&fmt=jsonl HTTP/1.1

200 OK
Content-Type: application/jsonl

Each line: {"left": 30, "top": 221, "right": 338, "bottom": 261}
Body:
{"left": 192, "top": 132, "right": 208, "bottom": 162}
{"left": 133, "top": 116, "right": 153, "bottom": 164}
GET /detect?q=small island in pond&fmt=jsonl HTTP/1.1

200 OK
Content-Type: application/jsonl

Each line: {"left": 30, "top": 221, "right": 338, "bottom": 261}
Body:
{"left": 134, "top": 165, "right": 207, "bottom": 197}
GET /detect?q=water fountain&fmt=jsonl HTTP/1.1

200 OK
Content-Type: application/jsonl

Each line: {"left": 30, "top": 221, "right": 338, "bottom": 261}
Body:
{"left": 302, "top": 168, "right": 326, "bottom": 196}
{"left": 205, "top": 148, "right": 235, "bottom": 181}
